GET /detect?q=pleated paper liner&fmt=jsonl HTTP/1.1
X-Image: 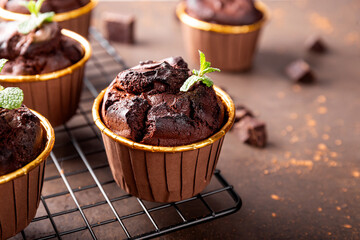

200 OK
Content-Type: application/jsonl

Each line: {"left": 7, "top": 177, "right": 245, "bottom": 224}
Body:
{"left": 0, "top": 29, "right": 92, "bottom": 127}
{"left": 0, "top": 110, "right": 55, "bottom": 240}
{"left": 93, "top": 86, "right": 235, "bottom": 203}
{"left": 0, "top": 0, "right": 98, "bottom": 37}
{"left": 176, "top": 1, "right": 268, "bottom": 71}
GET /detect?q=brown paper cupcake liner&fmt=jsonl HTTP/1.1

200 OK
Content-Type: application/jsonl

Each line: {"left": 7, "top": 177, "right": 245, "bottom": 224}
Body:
{"left": 93, "top": 86, "right": 235, "bottom": 203}
{"left": 0, "top": 110, "right": 55, "bottom": 240}
{"left": 0, "top": 29, "right": 92, "bottom": 127}
{"left": 176, "top": 1, "right": 268, "bottom": 71}
{"left": 0, "top": 0, "right": 98, "bottom": 37}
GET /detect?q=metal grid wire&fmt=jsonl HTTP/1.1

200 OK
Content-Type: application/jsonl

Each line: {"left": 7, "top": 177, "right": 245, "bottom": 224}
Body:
{"left": 11, "top": 28, "right": 242, "bottom": 240}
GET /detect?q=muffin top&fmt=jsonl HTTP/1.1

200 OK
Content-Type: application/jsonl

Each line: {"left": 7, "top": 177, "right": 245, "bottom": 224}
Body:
{"left": 185, "top": 0, "right": 263, "bottom": 26}
{"left": 0, "top": 105, "right": 45, "bottom": 175}
{"left": 0, "top": 21, "right": 84, "bottom": 75}
{"left": 0, "top": 0, "right": 90, "bottom": 14}
{"left": 101, "top": 57, "right": 225, "bottom": 147}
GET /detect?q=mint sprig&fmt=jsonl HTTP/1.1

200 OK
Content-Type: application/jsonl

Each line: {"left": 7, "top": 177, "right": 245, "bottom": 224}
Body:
{"left": 0, "top": 59, "right": 8, "bottom": 72}
{"left": 0, "top": 87, "right": 24, "bottom": 110}
{"left": 180, "top": 50, "right": 220, "bottom": 92}
{"left": 18, "top": 0, "right": 54, "bottom": 35}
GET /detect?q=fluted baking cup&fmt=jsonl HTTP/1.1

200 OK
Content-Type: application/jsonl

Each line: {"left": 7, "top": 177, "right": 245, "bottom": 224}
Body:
{"left": 0, "top": 0, "right": 98, "bottom": 37}
{"left": 176, "top": 1, "right": 268, "bottom": 71}
{"left": 0, "top": 110, "right": 55, "bottom": 240}
{"left": 93, "top": 86, "right": 235, "bottom": 202}
{"left": 0, "top": 29, "right": 92, "bottom": 127}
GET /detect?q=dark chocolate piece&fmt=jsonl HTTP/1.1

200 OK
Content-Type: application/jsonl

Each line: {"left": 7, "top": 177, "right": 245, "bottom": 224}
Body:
{"left": 234, "top": 116, "right": 267, "bottom": 148}
{"left": 103, "top": 12, "right": 135, "bottom": 44}
{"left": 235, "top": 104, "right": 254, "bottom": 123}
{"left": 305, "top": 35, "right": 327, "bottom": 53}
{"left": 285, "top": 59, "right": 315, "bottom": 83}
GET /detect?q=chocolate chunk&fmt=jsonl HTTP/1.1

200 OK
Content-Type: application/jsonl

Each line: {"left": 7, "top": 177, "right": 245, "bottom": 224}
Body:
{"left": 305, "top": 35, "right": 327, "bottom": 53}
{"left": 103, "top": 12, "right": 135, "bottom": 44}
{"left": 234, "top": 116, "right": 267, "bottom": 148}
{"left": 285, "top": 59, "right": 315, "bottom": 83}
{"left": 235, "top": 104, "right": 254, "bottom": 123}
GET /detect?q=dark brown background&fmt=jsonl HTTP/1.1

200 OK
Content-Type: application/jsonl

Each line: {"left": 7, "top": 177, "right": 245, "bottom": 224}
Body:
{"left": 92, "top": 0, "right": 360, "bottom": 239}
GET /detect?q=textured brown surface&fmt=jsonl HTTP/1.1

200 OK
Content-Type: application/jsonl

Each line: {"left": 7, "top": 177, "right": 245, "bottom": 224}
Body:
{"left": 92, "top": 0, "right": 360, "bottom": 239}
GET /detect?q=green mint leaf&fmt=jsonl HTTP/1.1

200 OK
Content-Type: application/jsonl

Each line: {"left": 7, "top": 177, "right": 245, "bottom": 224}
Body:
{"left": 35, "top": 12, "right": 54, "bottom": 26}
{"left": 0, "top": 87, "right": 24, "bottom": 110}
{"left": 18, "top": 11, "right": 54, "bottom": 34}
{"left": 180, "top": 75, "right": 201, "bottom": 92}
{"left": 20, "top": 0, "right": 37, "bottom": 15}
{"left": 18, "top": 16, "right": 37, "bottom": 34}
{"left": 200, "top": 76, "right": 214, "bottom": 87}
{"left": 198, "top": 50, "right": 213, "bottom": 76}
{"left": 199, "top": 50, "right": 206, "bottom": 73}
{"left": 180, "top": 50, "right": 220, "bottom": 92}
{"left": 202, "top": 67, "right": 221, "bottom": 75}
{"left": 17, "top": 0, "right": 53, "bottom": 34}
{"left": 0, "top": 59, "right": 8, "bottom": 72}
{"left": 35, "top": 0, "right": 45, "bottom": 15}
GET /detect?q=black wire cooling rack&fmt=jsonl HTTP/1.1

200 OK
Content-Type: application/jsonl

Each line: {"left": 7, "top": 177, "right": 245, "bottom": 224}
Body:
{"left": 11, "top": 28, "right": 242, "bottom": 240}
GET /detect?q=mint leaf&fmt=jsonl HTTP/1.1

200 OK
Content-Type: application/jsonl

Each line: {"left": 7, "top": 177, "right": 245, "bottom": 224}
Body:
{"left": 20, "top": 0, "right": 45, "bottom": 16}
{"left": 18, "top": 11, "right": 54, "bottom": 34}
{"left": 0, "top": 86, "right": 3, "bottom": 91}
{"left": 35, "top": 0, "right": 45, "bottom": 15}
{"left": 180, "top": 75, "right": 201, "bottom": 92}
{"left": 35, "top": 12, "right": 54, "bottom": 27}
{"left": 202, "top": 67, "right": 220, "bottom": 75}
{"left": 199, "top": 50, "right": 206, "bottom": 71}
{"left": 192, "top": 69, "right": 199, "bottom": 75}
{"left": 0, "top": 87, "right": 24, "bottom": 110}
{"left": 200, "top": 76, "right": 214, "bottom": 87}
{"left": 20, "top": 0, "right": 37, "bottom": 15}
{"left": 0, "top": 59, "right": 8, "bottom": 72}
{"left": 180, "top": 51, "right": 220, "bottom": 92}
{"left": 17, "top": 0, "right": 54, "bottom": 35}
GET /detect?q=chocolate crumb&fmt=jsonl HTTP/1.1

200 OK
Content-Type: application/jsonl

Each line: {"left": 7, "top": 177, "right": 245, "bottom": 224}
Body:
{"left": 285, "top": 59, "right": 316, "bottom": 83}
{"left": 305, "top": 35, "right": 328, "bottom": 53}
{"left": 234, "top": 104, "right": 254, "bottom": 123}
{"left": 234, "top": 116, "right": 267, "bottom": 148}
{"left": 103, "top": 12, "right": 135, "bottom": 44}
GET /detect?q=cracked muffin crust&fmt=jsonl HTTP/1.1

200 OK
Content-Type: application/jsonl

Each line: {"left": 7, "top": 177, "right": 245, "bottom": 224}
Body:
{"left": 0, "top": 105, "right": 44, "bottom": 175}
{"left": 101, "top": 56, "right": 225, "bottom": 147}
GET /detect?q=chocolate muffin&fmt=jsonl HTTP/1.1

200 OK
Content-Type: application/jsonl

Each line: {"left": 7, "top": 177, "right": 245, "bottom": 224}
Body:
{"left": 0, "top": 21, "right": 84, "bottom": 75}
{"left": 186, "top": 0, "right": 263, "bottom": 26}
{"left": 0, "top": 0, "right": 90, "bottom": 14}
{"left": 101, "top": 57, "right": 224, "bottom": 147}
{"left": 0, "top": 105, "right": 44, "bottom": 175}
{"left": 177, "top": 0, "right": 267, "bottom": 71}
